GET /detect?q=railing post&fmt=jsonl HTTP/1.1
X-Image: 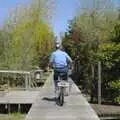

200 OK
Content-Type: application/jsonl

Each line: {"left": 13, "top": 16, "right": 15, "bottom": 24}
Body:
{"left": 25, "top": 74, "right": 28, "bottom": 90}
{"left": 92, "top": 65, "right": 94, "bottom": 81}
{"left": 28, "top": 73, "right": 31, "bottom": 89}
{"left": 98, "top": 61, "right": 102, "bottom": 104}
{"left": 91, "top": 64, "right": 95, "bottom": 102}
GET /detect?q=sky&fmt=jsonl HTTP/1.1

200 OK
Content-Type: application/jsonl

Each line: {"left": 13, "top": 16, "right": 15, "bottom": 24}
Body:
{"left": 0, "top": 0, "right": 120, "bottom": 38}
{"left": 0, "top": 0, "right": 78, "bottom": 38}
{"left": 52, "top": 0, "right": 78, "bottom": 38}
{"left": 0, "top": 0, "right": 31, "bottom": 24}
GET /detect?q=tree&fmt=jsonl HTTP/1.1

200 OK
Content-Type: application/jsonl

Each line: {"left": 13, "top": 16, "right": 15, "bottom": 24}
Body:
{"left": 0, "top": 0, "right": 55, "bottom": 70}
{"left": 97, "top": 21, "right": 120, "bottom": 104}
{"left": 62, "top": 7, "right": 120, "bottom": 104}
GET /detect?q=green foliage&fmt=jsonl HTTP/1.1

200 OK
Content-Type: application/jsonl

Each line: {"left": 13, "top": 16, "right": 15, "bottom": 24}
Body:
{"left": 9, "top": 20, "right": 54, "bottom": 70}
{"left": 115, "top": 96, "right": 120, "bottom": 104}
{"left": 63, "top": 12, "right": 115, "bottom": 92}
{"left": 0, "top": 0, "right": 55, "bottom": 70}
{"left": 97, "top": 43, "right": 120, "bottom": 68}
{"left": 112, "top": 21, "right": 120, "bottom": 43}
{"left": 0, "top": 113, "right": 26, "bottom": 120}
{"left": 10, "top": 113, "right": 25, "bottom": 120}
{"left": 111, "top": 80, "right": 120, "bottom": 89}
{"left": 97, "top": 21, "right": 120, "bottom": 104}
{"left": 110, "top": 80, "right": 120, "bottom": 104}
{"left": 62, "top": 10, "right": 120, "bottom": 104}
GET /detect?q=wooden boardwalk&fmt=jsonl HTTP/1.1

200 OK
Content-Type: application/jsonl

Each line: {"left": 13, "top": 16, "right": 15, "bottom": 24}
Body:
{"left": 0, "top": 91, "right": 39, "bottom": 104}
{"left": 25, "top": 73, "right": 100, "bottom": 120}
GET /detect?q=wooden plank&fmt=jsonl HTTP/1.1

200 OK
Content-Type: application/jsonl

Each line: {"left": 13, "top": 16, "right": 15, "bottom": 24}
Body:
{"left": 0, "top": 91, "right": 39, "bottom": 104}
{"left": 0, "top": 70, "right": 30, "bottom": 74}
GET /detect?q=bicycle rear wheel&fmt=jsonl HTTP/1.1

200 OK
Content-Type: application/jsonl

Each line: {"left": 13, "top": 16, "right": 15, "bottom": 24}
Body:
{"left": 58, "top": 87, "right": 64, "bottom": 106}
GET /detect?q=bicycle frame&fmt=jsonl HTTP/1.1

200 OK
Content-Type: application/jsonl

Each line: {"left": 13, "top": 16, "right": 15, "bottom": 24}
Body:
{"left": 56, "top": 73, "right": 70, "bottom": 106}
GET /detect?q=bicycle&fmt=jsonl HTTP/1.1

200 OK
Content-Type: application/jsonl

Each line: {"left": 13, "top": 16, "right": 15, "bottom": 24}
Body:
{"left": 56, "top": 72, "right": 70, "bottom": 106}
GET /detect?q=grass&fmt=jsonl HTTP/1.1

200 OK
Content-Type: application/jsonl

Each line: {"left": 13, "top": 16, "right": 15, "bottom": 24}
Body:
{"left": 0, "top": 113, "right": 26, "bottom": 120}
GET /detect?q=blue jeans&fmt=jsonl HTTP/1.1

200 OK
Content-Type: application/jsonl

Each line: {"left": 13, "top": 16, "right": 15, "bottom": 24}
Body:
{"left": 54, "top": 67, "right": 68, "bottom": 89}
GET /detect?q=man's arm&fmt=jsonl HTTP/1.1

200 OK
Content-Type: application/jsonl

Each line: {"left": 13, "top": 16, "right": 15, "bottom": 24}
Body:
{"left": 65, "top": 53, "right": 73, "bottom": 69}
{"left": 66, "top": 53, "right": 72, "bottom": 63}
{"left": 49, "top": 53, "right": 54, "bottom": 68}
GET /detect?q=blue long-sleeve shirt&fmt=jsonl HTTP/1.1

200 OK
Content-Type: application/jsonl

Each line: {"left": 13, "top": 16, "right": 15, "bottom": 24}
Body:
{"left": 50, "top": 49, "right": 72, "bottom": 68}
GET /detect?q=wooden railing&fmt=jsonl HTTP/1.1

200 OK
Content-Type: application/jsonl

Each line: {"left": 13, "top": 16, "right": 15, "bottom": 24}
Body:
{"left": 0, "top": 70, "right": 44, "bottom": 91}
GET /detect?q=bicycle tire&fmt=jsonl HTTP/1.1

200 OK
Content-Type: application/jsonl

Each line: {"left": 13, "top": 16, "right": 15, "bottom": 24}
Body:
{"left": 59, "top": 87, "right": 64, "bottom": 106}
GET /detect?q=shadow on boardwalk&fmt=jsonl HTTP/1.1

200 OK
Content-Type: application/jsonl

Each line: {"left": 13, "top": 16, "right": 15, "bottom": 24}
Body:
{"left": 42, "top": 97, "right": 56, "bottom": 102}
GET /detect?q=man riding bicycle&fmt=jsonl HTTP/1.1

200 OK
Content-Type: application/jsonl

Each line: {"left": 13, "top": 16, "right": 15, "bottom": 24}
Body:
{"left": 49, "top": 41, "right": 72, "bottom": 94}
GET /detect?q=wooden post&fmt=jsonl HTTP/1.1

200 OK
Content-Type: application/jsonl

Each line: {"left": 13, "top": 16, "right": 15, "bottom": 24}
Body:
{"left": 91, "top": 65, "right": 95, "bottom": 102}
{"left": 8, "top": 104, "right": 10, "bottom": 120}
{"left": 25, "top": 74, "right": 28, "bottom": 90}
{"left": 18, "top": 104, "right": 21, "bottom": 113}
{"left": 98, "top": 61, "right": 102, "bottom": 104}
{"left": 7, "top": 74, "right": 10, "bottom": 90}
{"left": 29, "top": 73, "right": 31, "bottom": 89}
{"left": 92, "top": 65, "right": 94, "bottom": 80}
{"left": 8, "top": 104, "right": 10, "bottom": 115}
